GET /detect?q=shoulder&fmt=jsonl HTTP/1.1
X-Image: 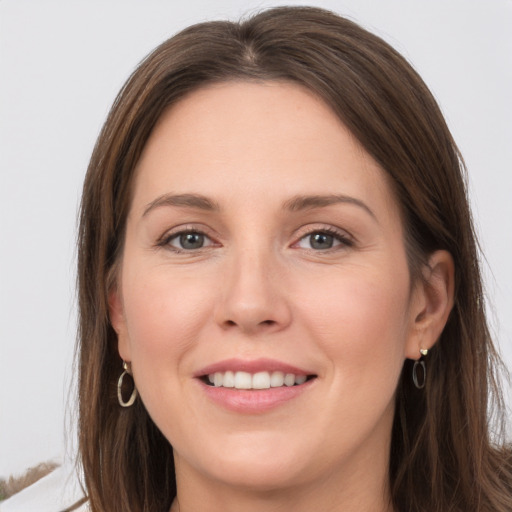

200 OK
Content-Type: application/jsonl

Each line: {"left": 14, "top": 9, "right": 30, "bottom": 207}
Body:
{"left": 0, "top": 462, "right": 87, "bottom": 512}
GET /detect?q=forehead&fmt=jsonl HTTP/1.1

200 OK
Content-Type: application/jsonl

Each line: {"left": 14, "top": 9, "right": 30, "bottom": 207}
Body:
{"left": 131, "top": 80, "right": 400, "bottom": 223}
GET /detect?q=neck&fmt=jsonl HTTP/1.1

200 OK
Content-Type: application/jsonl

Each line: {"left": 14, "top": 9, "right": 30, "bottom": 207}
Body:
{"left": 171, "top": 487, "right": 393, "bottom": 512}
{"left": 170, "top": 445, "right": 393, "bottom": 512}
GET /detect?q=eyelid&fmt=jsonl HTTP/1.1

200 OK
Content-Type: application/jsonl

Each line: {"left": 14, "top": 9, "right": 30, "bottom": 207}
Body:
{"left": 156, "top": 224, "right": 219, "bottom": 250}
{"left": 291, "top": 224, "right": 355, "bottom": 249}
{"left": 155, "top": 223, "right": 354, "bottom": 252}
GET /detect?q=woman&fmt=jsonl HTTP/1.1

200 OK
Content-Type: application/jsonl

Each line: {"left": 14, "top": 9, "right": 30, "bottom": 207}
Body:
{"left": 76, "top": 6, "right": 511, "bottom": 512}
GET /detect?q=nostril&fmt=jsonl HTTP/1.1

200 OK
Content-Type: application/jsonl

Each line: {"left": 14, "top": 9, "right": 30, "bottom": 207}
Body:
{"left": 223, "top": 319, "right": 275, "bottom": 327}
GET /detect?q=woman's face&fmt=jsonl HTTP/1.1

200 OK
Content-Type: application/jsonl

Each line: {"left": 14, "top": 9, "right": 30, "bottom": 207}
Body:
{"left": 111, "top": 82, "right": 426, "bottom": 492}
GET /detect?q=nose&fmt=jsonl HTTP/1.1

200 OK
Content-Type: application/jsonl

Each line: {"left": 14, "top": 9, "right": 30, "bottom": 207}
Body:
{"left": 214, "top": 248, "right": 292, "bottom": 336}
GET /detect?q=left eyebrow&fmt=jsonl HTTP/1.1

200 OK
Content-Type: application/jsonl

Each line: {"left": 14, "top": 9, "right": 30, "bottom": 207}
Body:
{"left": 283, "top": 194, "right": 377, "bottom": 222}
{"left": 142, "top": 193, "right": 220, "bottom": 217}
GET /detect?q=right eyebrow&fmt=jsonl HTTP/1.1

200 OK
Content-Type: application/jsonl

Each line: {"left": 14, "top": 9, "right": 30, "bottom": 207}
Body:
{"left": 283, "top": 194, "right": 377, "bottom": 222}
{"left": 142, "top": 193, "right": 220, "bottom": 217}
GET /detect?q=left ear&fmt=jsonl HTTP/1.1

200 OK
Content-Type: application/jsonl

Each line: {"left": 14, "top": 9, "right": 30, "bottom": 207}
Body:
{"left": 108, "top": 284, "right": 132, "bottom": 363}
{"left": 405, "top": 250, "right": 455, "bottom": 360}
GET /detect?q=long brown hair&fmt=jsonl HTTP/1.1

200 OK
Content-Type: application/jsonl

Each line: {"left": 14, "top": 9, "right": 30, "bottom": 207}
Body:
{"left": 77, "top": 6, "right": 511, "bottom": 511}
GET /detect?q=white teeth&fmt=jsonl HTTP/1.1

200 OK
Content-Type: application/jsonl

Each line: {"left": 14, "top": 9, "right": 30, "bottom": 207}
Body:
{"left": 206, "top": 370, "right": 309, "bottom": 389}
{"left": 294, "top": 374, "right": 307, "bottom": 385}
{"left": 213, "top": 372, "right": 223, "bottom": 387}
{"left": 252, "top": 372, "right": 271, "bottom": 389}
{"left": 270, "top": 371, "right": 284, "bottom": 387}
{"left": 234, "top": 371, "right": 252, "bottom": 389}
{"left": 284, "top": 373, "right": 295, "bottom": 386}
{"left": 223, "top": 370, "right": 235, "bottom": 388}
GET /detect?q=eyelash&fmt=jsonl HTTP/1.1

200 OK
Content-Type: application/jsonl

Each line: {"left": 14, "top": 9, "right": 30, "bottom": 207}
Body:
{"left": 157, "top": 226, "right": 354, "bottom": 253}
{"left": 157, "top": 227, "right": 215, "bottom": 254}
{"left": 293, "top": 226, "right": 354, "bottom": 252}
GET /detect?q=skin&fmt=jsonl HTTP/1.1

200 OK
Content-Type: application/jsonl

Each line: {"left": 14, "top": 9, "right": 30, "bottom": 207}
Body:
{"left": 110, "top": 81, "right": 454, "bottom": 512}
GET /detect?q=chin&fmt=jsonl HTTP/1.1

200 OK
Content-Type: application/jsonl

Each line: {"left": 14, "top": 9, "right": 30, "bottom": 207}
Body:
{"left": 175, "top": 431, "right": 314, "bottom": 491}
{"left": 204, "top": 455, "right": 309, "bottom": 492}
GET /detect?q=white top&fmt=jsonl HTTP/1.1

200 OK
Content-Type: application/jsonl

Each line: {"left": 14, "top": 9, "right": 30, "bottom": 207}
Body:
{"left": 0, "top": 462, "right": 88, "bottom": 512}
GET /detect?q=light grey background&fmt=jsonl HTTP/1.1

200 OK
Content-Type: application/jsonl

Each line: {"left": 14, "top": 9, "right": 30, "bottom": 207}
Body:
{"left": 1, "top": 0, "right": 511, "bottom": 478}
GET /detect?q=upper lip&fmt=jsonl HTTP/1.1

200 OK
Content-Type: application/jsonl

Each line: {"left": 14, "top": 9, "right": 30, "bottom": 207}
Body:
{"left": 195, "top": 358, "right": 314, "bottom": 377}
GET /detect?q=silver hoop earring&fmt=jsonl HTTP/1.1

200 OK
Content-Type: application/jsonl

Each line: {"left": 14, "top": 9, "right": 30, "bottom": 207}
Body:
{"left": 412, "top": 359, "right": 426, "bottom": 389}
{"left": 117, "top": 361, "right": 138, "bottom": 407}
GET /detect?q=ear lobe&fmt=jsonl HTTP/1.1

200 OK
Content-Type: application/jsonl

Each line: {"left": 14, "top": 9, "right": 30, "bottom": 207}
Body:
{"left": 108, "top": 287, "right": 131, "bottom": 361}
{"left": 405, "top": 250, "right": 455, "bottom": 360}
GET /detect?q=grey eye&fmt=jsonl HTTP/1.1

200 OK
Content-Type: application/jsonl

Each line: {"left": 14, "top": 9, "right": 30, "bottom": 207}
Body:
{"left": 178, "top": 232, "right": 205, "bottom": 250}
{"left": 166, "top": 231, "right": 212, "bottom": 251}
{"left": 309, "top": 233, "right": 334, "bottom": 250}
{"left": 296, "top": 230, "right": 349, "bottom": 251}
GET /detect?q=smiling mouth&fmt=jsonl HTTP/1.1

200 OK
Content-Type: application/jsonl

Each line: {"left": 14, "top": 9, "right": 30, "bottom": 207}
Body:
{"left": 200, "top": 371, "right": 317, "bottom": 390}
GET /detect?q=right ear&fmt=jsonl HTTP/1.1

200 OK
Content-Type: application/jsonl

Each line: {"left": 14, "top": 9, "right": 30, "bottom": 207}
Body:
{"left": 108, "top": 286, "right": 131, "bottom": 362}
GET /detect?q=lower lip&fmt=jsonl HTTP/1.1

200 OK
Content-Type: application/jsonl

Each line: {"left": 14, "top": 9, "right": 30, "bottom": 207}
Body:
{"left": 198, "top": 379, "right": 315, "bottom": 414}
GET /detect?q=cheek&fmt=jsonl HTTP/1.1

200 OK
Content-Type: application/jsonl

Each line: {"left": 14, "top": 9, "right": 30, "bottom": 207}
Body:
{"left": 120, "top": 262, "right": 215, "bottom": 383}
{"left": 294, "top": 264, "right": 411, "bottom": 464}
{"left": 296, "top": 261, "right": 410, "bottom": 388}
